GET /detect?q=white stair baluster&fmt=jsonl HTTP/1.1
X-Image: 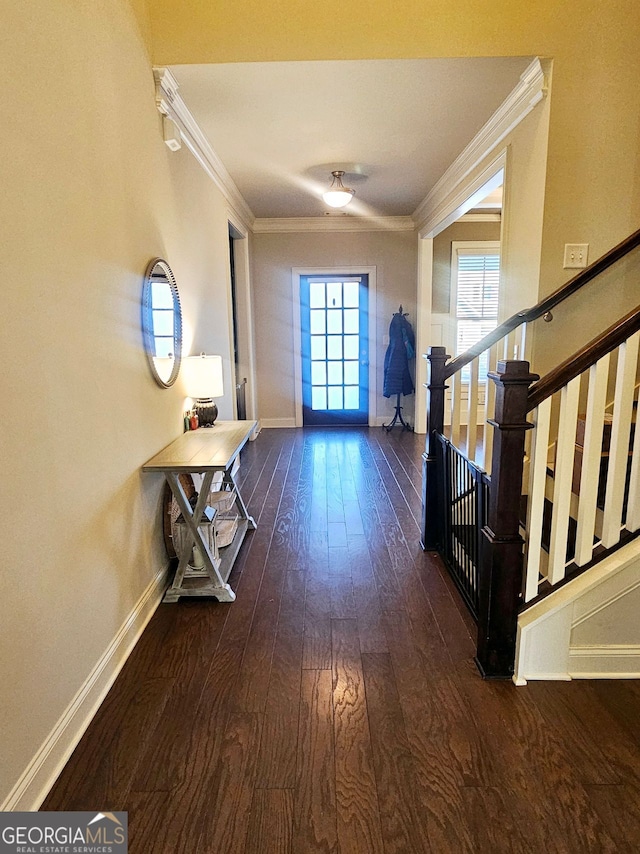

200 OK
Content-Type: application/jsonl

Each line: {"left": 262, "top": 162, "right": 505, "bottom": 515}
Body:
{"left": 602, "top": 332, "right": 640, "bottom": 546}
{"left": 451, "top": 371, "right": 462, "bottom": 448}
{"left": 518, "top": 323, "right": 528, "bottom": 361}
{"left": 524, "top": 397, "right": 552, "bottom": 602}
{"left": 502, "top": 332, "right": 511, "bottom": 360}
{"left": 482, "top": 344, "right": 498, "bottom": 472}
{"left": 467, "top": 357, "right": 479, "bottom": 462}
{"left": 626, "top": 387, "right": 640, "bottom": 532}
{"left": 548, "top": 376, "right": 581, "bottom": 584}
{"left": 509, "top": 329, "right": 518, "bottom": 359}
{"left": 574, "top": 354, "right": 610, "bottom": 565}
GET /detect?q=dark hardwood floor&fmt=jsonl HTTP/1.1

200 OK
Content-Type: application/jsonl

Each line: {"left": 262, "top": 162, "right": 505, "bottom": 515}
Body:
{"left": 43, "top": 427, "right": 640, "bottom": 853}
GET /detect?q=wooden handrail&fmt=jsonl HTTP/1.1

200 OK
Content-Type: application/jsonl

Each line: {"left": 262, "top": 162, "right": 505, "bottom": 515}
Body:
{"left": 443, "top": 311, "right": 527, "bottom": 379}
{"left": 527, "top": 305, "right": 640, "bottom": 411}
{"left": 440, "top": 228, "right": 640, "bottom": 381}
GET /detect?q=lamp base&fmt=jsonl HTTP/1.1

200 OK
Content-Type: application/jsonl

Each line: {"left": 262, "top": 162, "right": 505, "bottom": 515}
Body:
{"left": 195, "top": 398, "right": 218, "bottom": 427}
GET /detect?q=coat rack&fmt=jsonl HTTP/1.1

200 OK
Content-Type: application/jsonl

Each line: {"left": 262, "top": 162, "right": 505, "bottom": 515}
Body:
{"left": 383, "top": 305, "right": 414, "bottom": 432}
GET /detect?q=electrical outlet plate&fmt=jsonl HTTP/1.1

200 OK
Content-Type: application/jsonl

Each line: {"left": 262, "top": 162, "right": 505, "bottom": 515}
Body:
{"left": 564, "top": 243, "right": 589, "bottom": 269}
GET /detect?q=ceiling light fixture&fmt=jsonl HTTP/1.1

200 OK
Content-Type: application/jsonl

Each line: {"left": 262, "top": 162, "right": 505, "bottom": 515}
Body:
{"left": 322, "top": 170, "right": 355, "bottom": 208}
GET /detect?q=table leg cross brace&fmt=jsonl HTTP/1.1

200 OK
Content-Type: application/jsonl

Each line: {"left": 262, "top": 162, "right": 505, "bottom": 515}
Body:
{"left": 164, "top": 470, "right": 236, "bottom": 602}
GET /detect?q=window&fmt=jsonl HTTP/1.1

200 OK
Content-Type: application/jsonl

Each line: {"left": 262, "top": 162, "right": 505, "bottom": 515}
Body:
{"left": 450, "top": 241, "right": 500, "bottom": 381}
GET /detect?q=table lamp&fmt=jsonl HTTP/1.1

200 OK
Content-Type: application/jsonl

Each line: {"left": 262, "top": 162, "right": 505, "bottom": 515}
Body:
{"left": 183, "top": 353, "right": 224, "bottom": 427}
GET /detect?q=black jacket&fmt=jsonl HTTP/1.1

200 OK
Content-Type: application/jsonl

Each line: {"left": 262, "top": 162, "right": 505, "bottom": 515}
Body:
{"left": 383, "top": 312, "right": 415, "bottom": 397}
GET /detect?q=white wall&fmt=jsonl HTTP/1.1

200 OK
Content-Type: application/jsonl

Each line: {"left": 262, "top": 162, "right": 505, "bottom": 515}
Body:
{"left": 251, "top": 229, "right": 418, "bottom": 424}
{"left": 0, "top": 0, "right": 236, "bottom": 807}
{"left": 514, "top": 541, "right": 640, "bottom": 683}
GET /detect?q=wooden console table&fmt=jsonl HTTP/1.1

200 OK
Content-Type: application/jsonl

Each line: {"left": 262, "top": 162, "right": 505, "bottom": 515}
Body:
{"left": 142, "top": 421, "right": 257, "bottom": 603}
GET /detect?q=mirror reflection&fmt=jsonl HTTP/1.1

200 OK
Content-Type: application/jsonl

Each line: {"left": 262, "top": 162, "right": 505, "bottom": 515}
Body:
{"left": 142, "top": 259, "right": 182, "bottom": 387}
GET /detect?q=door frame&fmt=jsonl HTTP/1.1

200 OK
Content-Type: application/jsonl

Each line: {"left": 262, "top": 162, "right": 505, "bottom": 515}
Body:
{"left": 227, "top": 216, "right": 258, "bottom": 421}
{"left": 414, "top": 152, "right": 508, "bottom": 435}
{"left": 292, "top": 266, "right": 377, "bottom": 428}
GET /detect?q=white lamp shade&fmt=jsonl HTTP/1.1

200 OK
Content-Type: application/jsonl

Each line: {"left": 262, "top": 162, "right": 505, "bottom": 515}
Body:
{"left": 322, "top": 188, "right": 355, "bottom": 208}
{"left": 183, "top": 354, "right": 224, "bottom": 399}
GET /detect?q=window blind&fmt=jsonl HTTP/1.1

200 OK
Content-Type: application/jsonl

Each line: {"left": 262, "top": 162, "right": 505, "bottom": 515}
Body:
{"left": 454, "top": 250, "right": 500, "bottom": 381}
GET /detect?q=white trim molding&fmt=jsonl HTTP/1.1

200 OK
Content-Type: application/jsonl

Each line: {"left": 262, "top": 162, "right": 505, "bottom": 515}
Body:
{"left": 2, "top": 565, "right": 169, "bottom": 811}
{"left": 260, "top": 418, "right": 297, "bottom": 429}
{"left": 418, "top": 153, "right": 507, "bottom": 241}
{"left": 413, "top": 57, "right": 548, "bottom": 234}
{"left": 153, "top": 67, "right": 255, "bottom": 231}
{"left": 253, "top": 216, "right": 415, "bottom": 234}
{"left": 568, "top": 645, "right": 640, "bottom": 679}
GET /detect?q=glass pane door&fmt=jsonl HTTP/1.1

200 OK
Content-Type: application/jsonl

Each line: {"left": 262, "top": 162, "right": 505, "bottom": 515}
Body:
{"left": 301, "top": 275, "right": 368, "bottom": 426}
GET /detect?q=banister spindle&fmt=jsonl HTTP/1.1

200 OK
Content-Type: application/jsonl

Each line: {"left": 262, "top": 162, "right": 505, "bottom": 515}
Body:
{"left": 517, "top": 323, "right": 527, "bottom": 361}
{"left": 477, "top": 360, "right": 539, "bottom": 678}
{"left": 482, "top": 343, "right": 499, "bottom": 472}
{"left": 524, "top": 396, "right": 552, "bottom": 601}
{"left": 626, "top": 402, "right": 640, "bottom": 532}
{"left": 467, "top": 357, "right": 480, "bottom": 462}
{"left": 548, "top": 376, "right": 581, "bottom": 583}
{"left": 575, "top": 355, "right": 610, "bottom": 566}
{"left": 602, "top": 333, "right": 640, "bottom": 547}
{"left": 451, "top": 371, "right": 462, "bottom": 447}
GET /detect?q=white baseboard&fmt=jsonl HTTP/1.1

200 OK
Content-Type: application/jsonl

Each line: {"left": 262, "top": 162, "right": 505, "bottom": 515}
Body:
{"left": 2, "top": 564, "right": 169, "bottom": 811}
{"left": 373, "top": 415, "right": 418, "bottom": 428}
{"left": 260, "top": 416, "right": 422, "bottom": 431}
{"left": 260, "top": 418, "right": 297, "bottom": 429}
{"left": 568, "top": 645, "right": 640, "bottom": 679}
{"left": 512, "top": 672, "right": 573, "bottom": 686}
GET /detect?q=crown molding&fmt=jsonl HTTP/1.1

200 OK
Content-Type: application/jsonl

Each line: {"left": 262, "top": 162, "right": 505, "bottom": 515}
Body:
{"left": 253, "top": 216, "right": 416, "bottom": 234}
{"left": 412, "top": 57, "right": 548, "bottom": 232}
{"left": 153, "top": 67, "right": 255, "bottom": 230}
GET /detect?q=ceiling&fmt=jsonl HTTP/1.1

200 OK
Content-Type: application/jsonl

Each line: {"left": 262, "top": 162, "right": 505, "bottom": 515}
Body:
{"left": 171, "top": 57, "right": 532, "bottom": 220}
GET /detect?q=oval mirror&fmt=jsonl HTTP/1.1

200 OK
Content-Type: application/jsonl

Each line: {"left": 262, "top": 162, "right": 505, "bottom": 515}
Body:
{"left": 141, "top": 258, "right": 182, "bottom": 387}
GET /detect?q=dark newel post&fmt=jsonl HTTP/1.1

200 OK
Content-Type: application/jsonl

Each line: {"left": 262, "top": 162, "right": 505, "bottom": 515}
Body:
{"left": 476, "top": 360, "right": 539, "bottom": 679}
{"left": 421, "top": 346, "right": 450, "bottom": 550}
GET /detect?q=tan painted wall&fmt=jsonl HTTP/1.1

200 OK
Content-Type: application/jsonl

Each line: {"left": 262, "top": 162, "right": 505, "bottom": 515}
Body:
{"left": 0, "top": 0, "right": 236, "bottom": 805}
{"left": 531, "top": 244, "right": 640, "bottom": 376}
{"left": 251, "top": 230, "right": 418, "bottom": 422}
{"left": 129, "top": 0, "right": 151, "bottom": 54}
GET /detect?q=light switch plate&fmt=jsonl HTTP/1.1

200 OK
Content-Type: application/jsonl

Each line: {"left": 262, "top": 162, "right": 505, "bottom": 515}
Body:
{"left": 564, "top": 243, "right": 589, "bottom": 269}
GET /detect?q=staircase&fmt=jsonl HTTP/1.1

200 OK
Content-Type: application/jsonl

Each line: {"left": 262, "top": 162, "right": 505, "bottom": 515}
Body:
{"left": 421, "top": 229, "right": 640, "bottom": 681}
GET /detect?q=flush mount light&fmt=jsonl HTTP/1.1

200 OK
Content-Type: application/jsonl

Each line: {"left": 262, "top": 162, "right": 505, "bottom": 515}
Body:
{"left": 322, "top": 170, "right": 355, "bottom": 208}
